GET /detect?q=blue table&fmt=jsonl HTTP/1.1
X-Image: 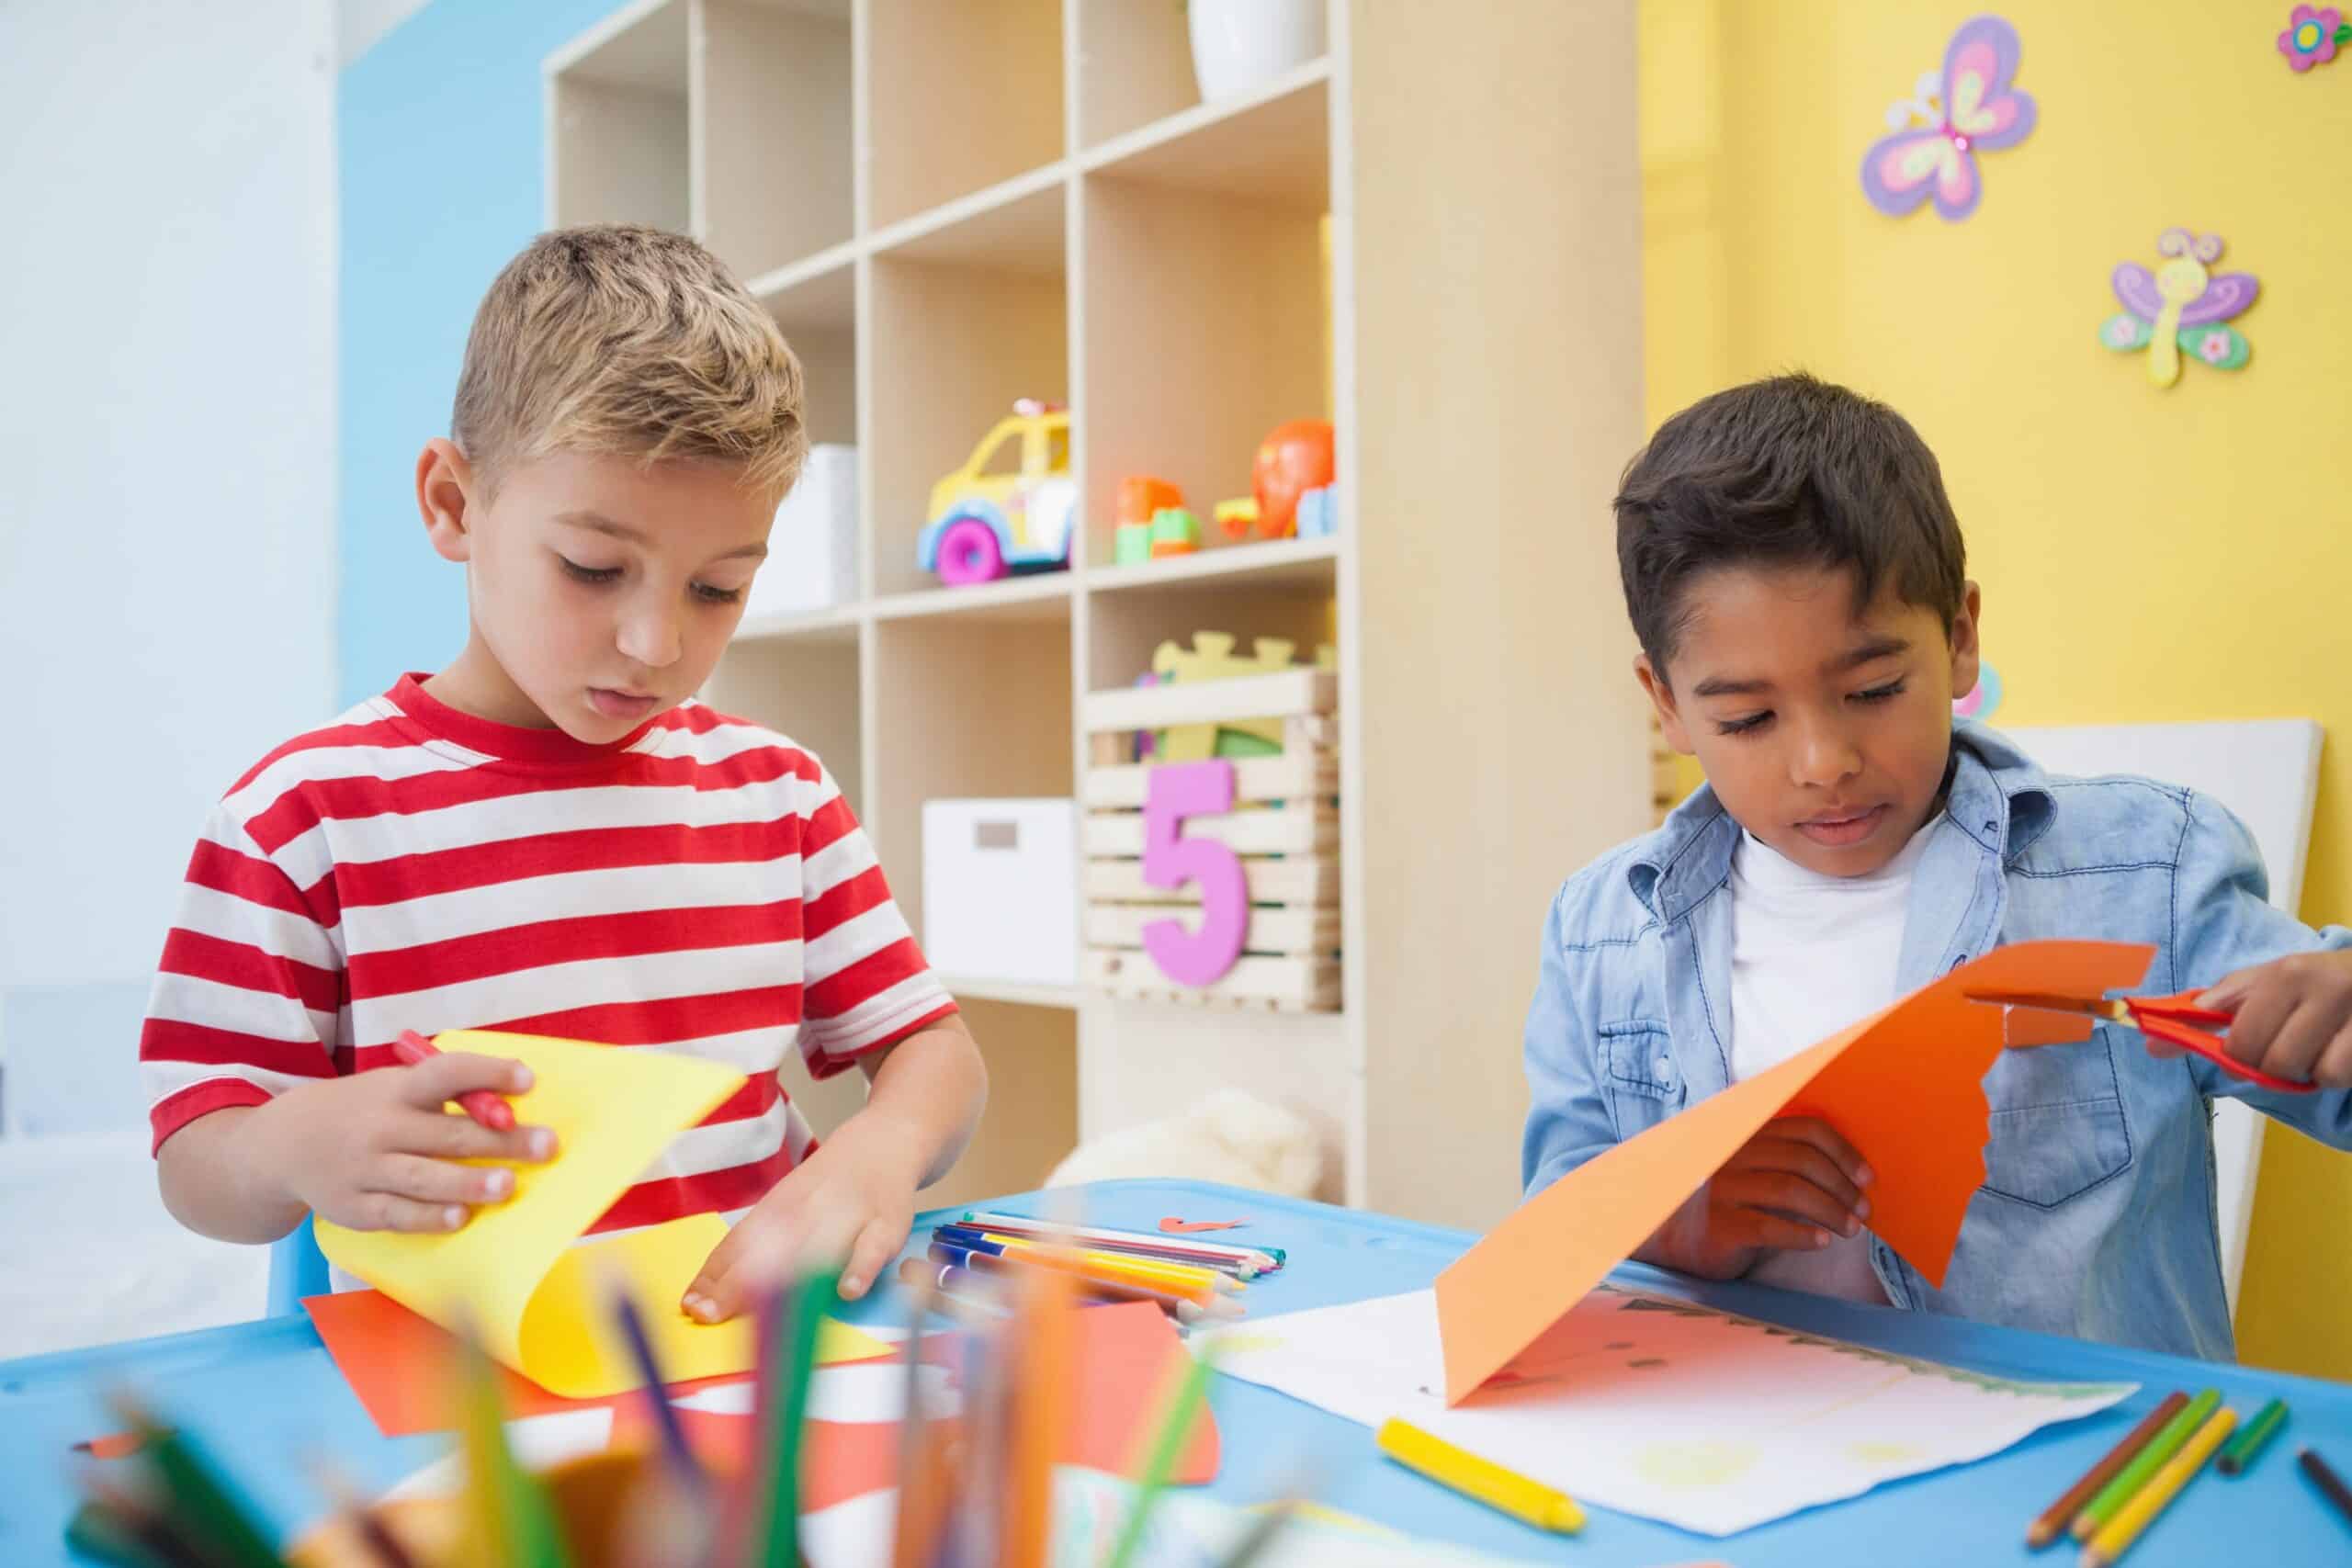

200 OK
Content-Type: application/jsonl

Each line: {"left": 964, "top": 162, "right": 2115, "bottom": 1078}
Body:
{"left": 6, "top": 1179, "right": 2350, "bottom": 1564}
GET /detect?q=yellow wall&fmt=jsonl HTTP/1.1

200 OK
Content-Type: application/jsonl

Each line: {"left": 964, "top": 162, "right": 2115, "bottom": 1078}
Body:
{"left": 1637, "top": 0, "right": 2352, "bottom": 1379}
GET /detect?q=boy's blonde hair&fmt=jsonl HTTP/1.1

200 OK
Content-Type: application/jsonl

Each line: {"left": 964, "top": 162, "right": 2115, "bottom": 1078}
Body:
{"left": 452, "top": 223, "right": 806, "bottom": 502}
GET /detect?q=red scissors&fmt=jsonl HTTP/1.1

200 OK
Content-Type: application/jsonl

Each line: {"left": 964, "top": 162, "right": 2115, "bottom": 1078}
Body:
{"left": 1969, "top": 988, "right": 2315, "bottom": 1094}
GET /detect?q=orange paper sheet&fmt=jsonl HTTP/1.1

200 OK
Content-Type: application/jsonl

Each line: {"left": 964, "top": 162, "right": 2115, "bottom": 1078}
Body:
{"left": 1434, "top": 940, "right": 2155, "bottom": 1404}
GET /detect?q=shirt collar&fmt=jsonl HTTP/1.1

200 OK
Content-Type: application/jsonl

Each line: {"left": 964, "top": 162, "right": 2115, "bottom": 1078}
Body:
{"left": 1627, "top": 720, "right": 2057, "bottom": 922}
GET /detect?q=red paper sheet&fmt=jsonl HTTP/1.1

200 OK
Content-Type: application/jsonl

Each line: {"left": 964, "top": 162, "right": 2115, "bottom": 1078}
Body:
{"left": 610, "top": 1301, "right": 1219, "bottom": 1493}
{"left": 311, "top": 1287, "right": 1216, "bottom": 1489}
{"left": 302, "top": 1288, "right": 807, "bottom": 1436}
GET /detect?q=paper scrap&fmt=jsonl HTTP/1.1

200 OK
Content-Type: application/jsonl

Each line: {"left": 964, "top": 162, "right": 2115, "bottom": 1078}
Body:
{"left": 1206, "top": 1286, "right": 2132, "bottom": 1537}
{"left": 1437, "top": 941, "right": 2154, "bottom": 1403}
{"left": 314, "top": 1029, "right": 761, "bottom": 1397}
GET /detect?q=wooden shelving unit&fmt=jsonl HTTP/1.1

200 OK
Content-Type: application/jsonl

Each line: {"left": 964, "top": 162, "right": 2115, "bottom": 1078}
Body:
{"left": 546, "top": 0, "right": 1651, "bottom": 1230}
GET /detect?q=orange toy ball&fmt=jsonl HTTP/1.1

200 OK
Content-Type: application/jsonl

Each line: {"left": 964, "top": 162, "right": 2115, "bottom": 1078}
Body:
{"left": 1250, "top": 421, "right": 1335, "bottom": 539}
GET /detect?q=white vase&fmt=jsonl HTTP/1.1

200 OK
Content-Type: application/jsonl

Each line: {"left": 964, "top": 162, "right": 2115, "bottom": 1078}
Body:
{"left": 1187, "top": 0, "right": 1326, "bottom": 104}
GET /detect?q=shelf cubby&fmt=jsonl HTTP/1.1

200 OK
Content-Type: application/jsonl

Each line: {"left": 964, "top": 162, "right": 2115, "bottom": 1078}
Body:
{"left": 1083, "top": 574, "right": 1335, "bottom": 697}
{"left": 692, "top": 0, "right": 853, "bottom": 280}
{"left": 1076, "top": 162, "right": 1328, "bottom": 581}
{"left": 1072, "top": 0, "right": 1201, "bottom": 150}
{"left": 547, "top": 0, "right": 692, "bottom": 234}
{"left": 863, "top": 612, "right": 1075, "bottom": 943}
{"left": 865, "top": 0, "right": 1064, "bottom": 231}
{"left": 865, "top": 181, "right": 1070, "bottom": 601}
{"left": 762, "top": 257, "right": 857, "bottom": 447}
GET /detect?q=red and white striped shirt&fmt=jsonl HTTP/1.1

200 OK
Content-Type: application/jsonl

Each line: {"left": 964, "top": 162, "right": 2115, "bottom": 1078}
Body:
{"left": 139, "top": 673, "right": 955, "bottom": 1234}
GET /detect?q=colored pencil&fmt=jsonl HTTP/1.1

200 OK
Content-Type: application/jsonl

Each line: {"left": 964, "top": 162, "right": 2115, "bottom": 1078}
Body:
{"left": 1376, "top": 1416, "right": 1585, "bottom": 1534}
{"left": 2301, "top": 1446, "right": 2352, "bottom": 1530}
{"left": 391, "top": 1029, "right": 516, "bottom": 1132}
{"left": 929, "top": 1241, "right": 1237, "bottom": 1324}
{"left": 105, "top": 1394, "right": 285, "bottom": 1568}
{"left": 940, "top": 1225, "right": 1242, "bottom": 1293}
{"left": 2071, "top": 1387, "right": 2219, "bottom": 1542}
{"left": 1000, "top": 1262, "right": 1078, "bottom": 1568}
{"left": 311, "top": 1461, "right": 422, "bottom": 1568}
{"left": 1212, "top": 1495, "right": 1308, "bottom": 1568}
{"left": 2081, "top": 1404, "right": 2234, "bottom": 1567}
{"left": 960, "top": 1213, "right": 1282, "bottom": 1272}
{"left": 2218, "top": 1396, "right": 2288, "bottom": 1475}
{"left": 452, "top": 1331, "right": 570, "bottom": 1568}
{"left": 752, "top": 1269, "right": 837, "bottom": 1568}
{"left": 63, "top": 1495, "right": 189, "bottom": 1568}
{"left": 889, "top": 1270, "right": 956, "bottom": 1568}
{"left": 967, "top": 1230, "right": 1246, "bottom": 1295}
{"left": 934, "top": 1235, "right": 1242, "bottom": 1311}
{"left": 1102, "top": 1343, "right": 1220, "bottom": 1568}
{"left": 2026, "top": 1392, "right": 2188, "bottom": 1548}
{"left": 603, "top": 1281, "right": 705, "bottom": 1494}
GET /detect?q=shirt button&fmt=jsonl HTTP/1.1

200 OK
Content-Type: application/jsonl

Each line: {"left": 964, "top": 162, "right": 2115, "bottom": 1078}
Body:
{"left": 1657, "top": 1055, "right": 1673, "bottom": 1075}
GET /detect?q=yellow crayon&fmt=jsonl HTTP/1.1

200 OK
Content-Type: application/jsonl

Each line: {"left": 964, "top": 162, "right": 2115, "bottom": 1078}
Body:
{"left": 1375, "top": 1417, "right": 1584, "bottom": 1534}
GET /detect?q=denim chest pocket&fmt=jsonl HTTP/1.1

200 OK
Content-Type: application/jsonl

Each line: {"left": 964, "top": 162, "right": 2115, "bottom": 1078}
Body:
{"left": 1978, "top": 1026, "right": 2134, "bottom": 1208}
{"left": 1599, "top": 1021, "right": 1684, "bottom": 1137}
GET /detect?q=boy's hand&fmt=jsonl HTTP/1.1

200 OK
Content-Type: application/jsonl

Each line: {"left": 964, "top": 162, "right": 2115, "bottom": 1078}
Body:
{"left": 2191, "top": 950, "right": 2352, "bottom": 1090}
{"left": 1638, "top": 1116, "right": 1874, "bottom": 1281}
{"left": 252, "top": 1053, "right": 557, "bottom": 1233}
{"left": 681, "top": 1112, "right": 924, "bottom": 1325}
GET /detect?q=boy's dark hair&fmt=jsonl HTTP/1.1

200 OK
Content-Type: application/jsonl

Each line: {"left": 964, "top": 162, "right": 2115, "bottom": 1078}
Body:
{"left": 1613, "top": 373, "right": 1965, "bottom": 679}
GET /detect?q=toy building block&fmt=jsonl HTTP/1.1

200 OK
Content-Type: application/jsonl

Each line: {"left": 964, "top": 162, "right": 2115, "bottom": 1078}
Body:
{"left": 1117, "top": 475, "right": 1182, "bottom": 526}
{"left": 1115, "top": 520, "right": 1154, "bottom": 566}
{"left": 1295, "top": 483, "right": 1339, "bottom": 539}
{"left": 1148, "top": 506, "right": 1201, "bottom": 558}
{"left": 1213, "top": 497, "right": 1261, "bottom": 539}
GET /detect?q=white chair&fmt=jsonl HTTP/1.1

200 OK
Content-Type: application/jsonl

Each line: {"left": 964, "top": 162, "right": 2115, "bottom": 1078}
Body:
{"left": 1993, "top": 719, "right": 2324, "bottom": 1323}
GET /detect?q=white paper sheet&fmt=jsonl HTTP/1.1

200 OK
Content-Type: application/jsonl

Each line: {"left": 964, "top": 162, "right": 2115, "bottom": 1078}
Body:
{"left": 1201, "top": 1286, "right": 2134, "bottom": 1537}
{"left": 798, "top": 1468, "right": 1558, "bottom": 1568}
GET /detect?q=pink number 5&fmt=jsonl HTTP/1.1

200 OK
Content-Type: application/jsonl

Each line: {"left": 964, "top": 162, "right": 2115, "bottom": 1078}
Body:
{"left": 1140, "top": 761, "right": 1249, "bottom": 987}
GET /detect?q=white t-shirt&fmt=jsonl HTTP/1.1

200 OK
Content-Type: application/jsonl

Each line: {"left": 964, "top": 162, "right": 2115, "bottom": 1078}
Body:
{"left": 1725, "top": 821, "right": 1935, "bottom": 1303}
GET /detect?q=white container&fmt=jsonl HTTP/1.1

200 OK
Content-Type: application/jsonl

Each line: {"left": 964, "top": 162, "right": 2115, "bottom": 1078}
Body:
{"left": 922, "top": 798, "right": 1080, "bottom": 987}
{"left": 746, "top": 444, "right": 856, "bottom": 620}
{"left": 1187, "top": 0, "right": 1326, "bottom": 103}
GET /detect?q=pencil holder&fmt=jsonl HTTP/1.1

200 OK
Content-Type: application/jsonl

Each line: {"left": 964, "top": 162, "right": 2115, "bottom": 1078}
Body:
{"left": 285, "top": 1448, "right": 659, "bottom": 1568}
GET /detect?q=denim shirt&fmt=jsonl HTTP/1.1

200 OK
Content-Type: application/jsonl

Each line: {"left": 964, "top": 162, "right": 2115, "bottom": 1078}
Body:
{"left": 1521, "top": 721, "right": 2352, "bottom": 1360}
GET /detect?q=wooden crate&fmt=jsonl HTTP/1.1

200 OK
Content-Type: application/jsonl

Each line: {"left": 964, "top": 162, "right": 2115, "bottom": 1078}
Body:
{"left": 1080, "top": 665, "right": 1340, "bottom": 1013}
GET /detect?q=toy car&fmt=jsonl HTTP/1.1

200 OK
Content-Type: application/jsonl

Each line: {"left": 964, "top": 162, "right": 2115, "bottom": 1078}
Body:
{"left": 915, "top": 399, "right": 1076, "bottom": 585}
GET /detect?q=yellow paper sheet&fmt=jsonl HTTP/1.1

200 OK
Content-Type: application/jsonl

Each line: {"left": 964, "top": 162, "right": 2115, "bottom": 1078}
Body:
{"left": 316, "top": 1030, "right": 883, "bottom": 1396}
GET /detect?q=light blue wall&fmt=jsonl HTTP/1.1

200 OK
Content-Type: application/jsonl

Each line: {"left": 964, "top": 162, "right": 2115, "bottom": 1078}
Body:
{"left": 337, "top": 0, "right": 629, "bottom": 707}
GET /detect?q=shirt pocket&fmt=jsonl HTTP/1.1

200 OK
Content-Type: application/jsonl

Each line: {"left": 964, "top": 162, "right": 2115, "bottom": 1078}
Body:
{"left": 1978, "top": 1027, "right": 2134, "bottom": 1209}
{"left": 1598, "top": 1020, "right": 1684, "bottom": 1139}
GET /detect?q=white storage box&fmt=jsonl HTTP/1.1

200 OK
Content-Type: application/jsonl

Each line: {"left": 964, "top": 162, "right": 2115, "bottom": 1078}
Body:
{"left": 922, "top": 798, "right": 1080, "bottom": 987}
{"left": 747, "top": 444, "right": 856, "bottom": 620}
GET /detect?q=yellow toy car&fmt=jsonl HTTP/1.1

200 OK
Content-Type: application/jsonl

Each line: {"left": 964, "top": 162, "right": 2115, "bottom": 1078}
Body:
{"left": 916, "top": 399, "right": 1076, "bottom": 585}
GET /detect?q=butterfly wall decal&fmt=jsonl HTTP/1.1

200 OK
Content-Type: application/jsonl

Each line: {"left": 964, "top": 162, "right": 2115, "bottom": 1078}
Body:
{"left": 1860, "top": 15, "right": 2038, "bottom": 222}
{"left": 2101, "top": 230, "right": 2260, "bottom": 389}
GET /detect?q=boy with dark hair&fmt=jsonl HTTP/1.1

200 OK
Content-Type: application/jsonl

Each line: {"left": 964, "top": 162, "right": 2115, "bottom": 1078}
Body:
{"left": 1521, "top": 372, "right": 2352, "bottom": 1357}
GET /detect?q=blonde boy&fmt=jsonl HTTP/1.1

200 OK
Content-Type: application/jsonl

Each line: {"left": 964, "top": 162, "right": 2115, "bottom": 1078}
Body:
{"left": 142, "top": 225, "right": 986, "bottom": 1320}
